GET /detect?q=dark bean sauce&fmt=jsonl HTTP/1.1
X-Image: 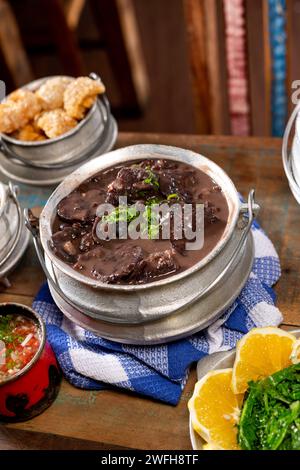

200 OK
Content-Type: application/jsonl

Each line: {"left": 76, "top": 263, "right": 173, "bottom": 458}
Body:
{"left": 50, "top": 159, "right": 229, "bottom": 284}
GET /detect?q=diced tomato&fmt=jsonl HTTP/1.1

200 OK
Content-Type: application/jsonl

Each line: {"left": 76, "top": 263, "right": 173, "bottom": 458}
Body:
{"left": 0, "top": 315, "right": 40, "bottom": 382}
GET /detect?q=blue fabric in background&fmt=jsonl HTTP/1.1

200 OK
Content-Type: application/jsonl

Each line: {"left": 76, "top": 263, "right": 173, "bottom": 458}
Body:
{"left": 268, "top": 0, "right": 288, "bottom": 137}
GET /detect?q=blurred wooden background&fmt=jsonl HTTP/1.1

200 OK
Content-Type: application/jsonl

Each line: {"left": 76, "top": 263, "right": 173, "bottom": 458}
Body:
{"left": 0, "top": 0, "right": 196, "bottom": 134}
{"left": 0, "top": 0, "right": 300, "bottom": 136}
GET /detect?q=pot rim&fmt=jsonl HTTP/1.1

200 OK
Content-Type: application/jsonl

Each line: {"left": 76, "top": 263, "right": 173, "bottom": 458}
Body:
{"left": 0, "top": 75, "right": 97, "bottom": 147}
{"left": 39, "top": 144, "right": 241, "bottom": 291}
{"left": 0, "top": 182, "right": 7, "bottom": 219}
{"left": 0, "top": 303, "right": 46, "bottom": 387}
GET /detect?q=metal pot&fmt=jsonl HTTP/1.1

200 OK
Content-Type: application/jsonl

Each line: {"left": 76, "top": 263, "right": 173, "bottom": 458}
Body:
{"left": 25, "top": 145, "right": 259, "bottom": 343}
{"left": 0, "top": 303, "right": 61, "bottom": 422}
{"left": 283, "top": 101, "right": 300, "bottom": 204}
{"left": 0, "top": 74, "right": 118, "bottom": 173}
{"left": 0, "top": 182, "right": 29, "bottom": 282}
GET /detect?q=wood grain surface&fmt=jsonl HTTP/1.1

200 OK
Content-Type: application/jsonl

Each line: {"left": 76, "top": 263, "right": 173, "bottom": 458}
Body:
{"left": 0, "top": 133, "right": 299, "bottom": 450}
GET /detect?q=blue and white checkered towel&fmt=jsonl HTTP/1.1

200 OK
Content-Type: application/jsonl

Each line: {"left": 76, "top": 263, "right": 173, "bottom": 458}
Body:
{"left": 33, "top": 220, "right": 282, "bottom": 405}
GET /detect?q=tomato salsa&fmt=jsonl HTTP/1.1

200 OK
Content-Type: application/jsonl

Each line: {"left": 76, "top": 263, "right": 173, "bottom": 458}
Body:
{"left": 0, "top": 314, "right": 40, "bottom": 382}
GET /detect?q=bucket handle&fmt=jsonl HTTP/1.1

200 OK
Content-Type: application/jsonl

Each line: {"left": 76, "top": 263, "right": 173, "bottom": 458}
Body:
{"left": 0, "top": 183, "right": 23, "bottom": 270}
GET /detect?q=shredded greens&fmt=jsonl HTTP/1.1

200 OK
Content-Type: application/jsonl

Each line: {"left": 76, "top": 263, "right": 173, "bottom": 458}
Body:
{"left": 238, "top": 363, "right": 300, "bottom": 450}
{"left": 143, "top": 167, "right": 160, "bottom": 188}
{"left": 101, "top": 205, "right": 138, "bottom": 225}
{"left": 101, "top": 199, "right": 161, "bottom": 239}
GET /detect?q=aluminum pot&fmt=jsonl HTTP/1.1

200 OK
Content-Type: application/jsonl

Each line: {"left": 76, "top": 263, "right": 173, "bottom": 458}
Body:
{"left": 0, "top": 303, "right": 61, "bottom": 422}
{"left": 283, "top": 101, "right": 300, "bottom": 204}
{"left": 30, "top": 144, "right": 259, "bottom": 326}
{"left": 0, "top": 74, "right": 111, "bottom": 167}
{"left": 0, "top": 182, "right": 29, "bottom": 281}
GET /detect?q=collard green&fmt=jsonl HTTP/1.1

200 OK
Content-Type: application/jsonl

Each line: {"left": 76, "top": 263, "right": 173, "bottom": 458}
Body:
{"left": 238, "top": 363, "right": 300, "bottom": 450}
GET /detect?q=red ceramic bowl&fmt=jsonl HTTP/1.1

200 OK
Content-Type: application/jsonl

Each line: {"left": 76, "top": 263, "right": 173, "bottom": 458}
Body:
{"left": 0, "top": 303, "right": 61, "bottom": 422}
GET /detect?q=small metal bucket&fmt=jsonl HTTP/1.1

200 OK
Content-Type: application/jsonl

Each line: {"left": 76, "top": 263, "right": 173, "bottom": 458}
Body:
{"left": 0, "top": 182, "right": 24, "bottom": 280}
{"left": 0, "top": 73, "right": 116, "bottom": 170}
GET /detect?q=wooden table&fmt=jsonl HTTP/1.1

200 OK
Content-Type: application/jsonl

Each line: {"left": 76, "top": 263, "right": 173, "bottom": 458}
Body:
{"left": 1, "top": 133, "right": 300, "bottom": 450}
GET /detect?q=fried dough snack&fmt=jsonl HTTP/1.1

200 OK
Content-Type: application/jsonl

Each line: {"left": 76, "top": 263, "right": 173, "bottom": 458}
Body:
{"left": 0, "top": 102, "right": 25, "bottom": 134}
{"left": 13, "top": 122, "right": 46, "bottom": 141}
{"left": 64, "top": 77, "right": 105, "bottom": 119}
{"left": 36, "top": 109, "right": 77, "bottom": 139}
{"left": 0, "top": 90, "right": 42, "bottom": 134}
{"left": 36, "top": 77, "right": 73, "bottom": 110}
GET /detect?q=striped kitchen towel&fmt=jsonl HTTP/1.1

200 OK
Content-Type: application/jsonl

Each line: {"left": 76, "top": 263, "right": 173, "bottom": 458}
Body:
{"left": 33, "top": 221, "right": 282, "bottom": 405}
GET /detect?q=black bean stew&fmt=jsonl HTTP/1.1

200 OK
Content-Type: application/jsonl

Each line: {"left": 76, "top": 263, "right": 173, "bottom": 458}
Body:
{"left": 50, "top": 159, "right": 229, "bottom": 284}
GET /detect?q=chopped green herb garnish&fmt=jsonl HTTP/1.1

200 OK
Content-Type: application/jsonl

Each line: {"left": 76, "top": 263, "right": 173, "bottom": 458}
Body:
{"left": 143, "top": 167, "right": 160, "bottom": 189}
{"left": 101, "top": 206, "right": 138, "bottom": 224}
{"left": 167, "top": 193, "right": 179, "bottom": 201}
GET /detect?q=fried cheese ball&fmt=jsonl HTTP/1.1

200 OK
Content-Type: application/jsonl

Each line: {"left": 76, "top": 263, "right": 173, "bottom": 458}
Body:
{"left": 36, "top": 77, "right": 73, "bottom": 110}
{"left": 64, "top": 76, "right": 105, "bottom": 119}
{"left": 13, "top": 122, "right": 46, "bottom": 141}
{"left": 36, "top": 109, "right": 77, "bottom": 139}
{"left": 0, "top": 89, "right": 42, "bottom": 134}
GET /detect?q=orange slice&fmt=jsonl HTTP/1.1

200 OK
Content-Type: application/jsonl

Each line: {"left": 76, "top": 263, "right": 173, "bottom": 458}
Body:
{"left": 188, "top": 369, "right": 243, "bottom": 450}
{"left": 231, "top": 327, "right": 296, "bottom": 394}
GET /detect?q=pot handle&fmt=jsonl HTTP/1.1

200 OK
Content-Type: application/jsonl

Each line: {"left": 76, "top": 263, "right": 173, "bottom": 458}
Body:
{"left": 0, "top": 182, "right": 23, "bottom": 270}
{"left": 153, "top": 189, "right": 260, "bottom": 317}
{"left": 239, "top": 191, "right": 260, "bottom": 227}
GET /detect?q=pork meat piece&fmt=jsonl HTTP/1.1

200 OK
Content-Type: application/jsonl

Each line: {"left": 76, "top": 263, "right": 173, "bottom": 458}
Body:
{"left": 73, "top": 246, "right": 105, "bottom": 278}
{"left": 159, "top": 170, "right": 195, "bottom": 203}
{"left": 204, "top": 201, "right": 219, "bottom": 224}
{"left": 57, "top": 189, "right": 104, "bottom": 222}
{"left": 105, "top": 246, "right": 144, "bottom": 283}
{"left": 50, "top": 226, "right": 83, "bottom": 263}
{"left": 139, "top": 249, "right": 178, "bottom": 280}
{"left": 106, "top": 165, "right": 158, "bottom": 205}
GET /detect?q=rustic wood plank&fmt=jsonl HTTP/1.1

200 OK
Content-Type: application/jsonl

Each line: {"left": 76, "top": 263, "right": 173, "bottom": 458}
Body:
{"left": 183, "top": 0, "right": 212, "bottom": 134}
{"left": 5, "top": 368, "right": 196, "bottom": 450}
{"left": 0, "top": 425, "right": 127, "bottom": 450}
{"left": 245, "top": 0, "right": 272, "bottom": 135}
{"left": 1, "top": 133, "right": 300, "bottom": 449}
{"left": 0, "top": 0, "right": 33, "bottom": 87}
{"left": 44, "top": 0, "right": 85, "bottom": 76}
{"left": 203, "top": 0, "right": 230, "bottom": 134}
{"left": 89, "top": 0, "right": 149, "bottom": 112}
{"left": 63, "top": 0, "right": 86, "bottom": 30}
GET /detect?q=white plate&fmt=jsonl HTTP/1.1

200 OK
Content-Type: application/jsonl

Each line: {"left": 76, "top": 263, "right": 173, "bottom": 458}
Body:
{"left": 189, "top": 329, "right": 300, "bottom": 450}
